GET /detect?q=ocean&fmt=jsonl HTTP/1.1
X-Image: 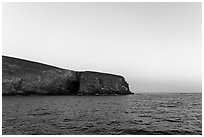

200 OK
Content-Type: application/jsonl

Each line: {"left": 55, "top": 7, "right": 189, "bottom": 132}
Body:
{"left": 2, "top": 93, "right": 202, "bottom": 135}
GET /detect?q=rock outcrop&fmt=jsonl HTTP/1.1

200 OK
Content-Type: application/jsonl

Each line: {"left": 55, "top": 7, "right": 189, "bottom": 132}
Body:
{"left": 78, "top": 71, "right": 131, "bottom": 95}
{"left": 2, "top": 56, "right": 133, "bottom": 95}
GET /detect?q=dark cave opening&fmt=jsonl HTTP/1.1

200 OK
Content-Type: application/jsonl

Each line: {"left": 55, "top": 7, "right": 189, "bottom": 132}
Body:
{"left": 66, "top": 80, "right": 80, "bottom": 95}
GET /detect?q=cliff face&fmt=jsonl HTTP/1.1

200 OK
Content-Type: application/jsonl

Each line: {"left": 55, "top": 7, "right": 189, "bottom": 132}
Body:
{"left": 2, "top": 56, "right": 133, "bottom": 95}
{"left": 78, "top": 71, "right": 131, "bottom": 95}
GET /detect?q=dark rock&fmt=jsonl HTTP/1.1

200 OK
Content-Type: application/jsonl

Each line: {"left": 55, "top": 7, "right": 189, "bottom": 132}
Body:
{"left": 2, "top": 56, "right": 133, "bottom": 95}
{"left": 78, "top": 71, "right": 132, "bottom": 95}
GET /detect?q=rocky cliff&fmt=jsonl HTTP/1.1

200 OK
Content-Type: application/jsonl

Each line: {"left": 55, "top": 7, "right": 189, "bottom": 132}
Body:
{"left": 78, "top": 71, "right": 131, "bottom": 95}
{"left": 2, "top": 56, "right": 133, "bottom": 95}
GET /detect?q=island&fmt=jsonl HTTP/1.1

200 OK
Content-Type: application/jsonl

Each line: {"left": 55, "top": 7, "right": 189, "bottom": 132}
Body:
{"left": 2, "top": 56, "right": 133, "bottom": 95}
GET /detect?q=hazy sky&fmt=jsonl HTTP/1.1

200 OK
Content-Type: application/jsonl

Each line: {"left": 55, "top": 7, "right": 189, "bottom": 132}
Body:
{"left": 2, "top": 2, "right": 202, "bottom": 93}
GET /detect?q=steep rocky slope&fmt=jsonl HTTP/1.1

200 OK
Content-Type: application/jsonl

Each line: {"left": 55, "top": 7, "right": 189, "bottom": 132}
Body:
{"left": 2, "top": 56, "right": 133, "bottom": 95}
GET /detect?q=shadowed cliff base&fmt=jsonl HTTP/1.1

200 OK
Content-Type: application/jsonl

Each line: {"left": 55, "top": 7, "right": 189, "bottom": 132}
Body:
{"left": 2, "top": 56, "right": 133, "bottom": 95}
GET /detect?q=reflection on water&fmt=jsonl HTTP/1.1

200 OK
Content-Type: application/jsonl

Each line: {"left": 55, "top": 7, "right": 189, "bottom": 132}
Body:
{"left": 2, "top": 93, "right": 202, "bottom": 135}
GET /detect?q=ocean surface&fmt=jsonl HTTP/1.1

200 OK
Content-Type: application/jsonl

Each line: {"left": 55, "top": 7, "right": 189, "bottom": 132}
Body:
{"left": 2, "top": 93, "right": 202, "bottom": 135}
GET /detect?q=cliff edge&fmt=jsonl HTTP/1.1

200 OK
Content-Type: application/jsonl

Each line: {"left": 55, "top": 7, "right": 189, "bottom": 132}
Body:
{"left": 2, "top": 56, "right": 133, "bottom": 95}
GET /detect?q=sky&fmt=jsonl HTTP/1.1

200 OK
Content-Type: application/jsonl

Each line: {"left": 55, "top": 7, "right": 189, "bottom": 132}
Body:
{"left": 2, "top": 2, "right": 202, "bottom": 93}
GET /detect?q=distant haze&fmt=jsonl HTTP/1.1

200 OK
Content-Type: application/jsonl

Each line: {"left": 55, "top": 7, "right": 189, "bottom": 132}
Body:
{"left": 2, "top": 2, "right": 202, "bottom": 93}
